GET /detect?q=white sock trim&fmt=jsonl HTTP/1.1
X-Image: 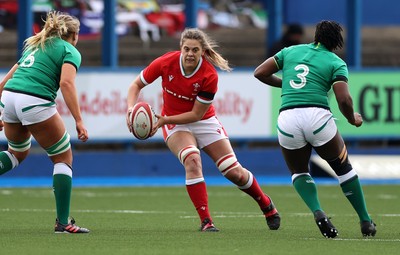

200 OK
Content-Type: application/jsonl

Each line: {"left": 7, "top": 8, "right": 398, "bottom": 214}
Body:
{"left": 186, "top": 177, "right": 204, "bottom": 185}
{"left": 53, "top": 163, "right": 72, "bottom": 177}
{"left": 238, "top": 170, "right": 253, "bottom": 190}
{"left": 337, "top": 169, "right": 357, "bottom": 184}
{"left": 291, "top": 173, "right": 311, "bottom": 183}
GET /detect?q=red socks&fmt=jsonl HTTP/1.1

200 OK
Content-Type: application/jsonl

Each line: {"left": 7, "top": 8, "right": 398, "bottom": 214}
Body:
{"left": 186, "top": 181, "right": 211, "bottom": 222}
{"left": 239, "top": 174, "right": 273, "bottom": 215}
{"left": 186, "top": 174, "right": 276, "bottom": 222}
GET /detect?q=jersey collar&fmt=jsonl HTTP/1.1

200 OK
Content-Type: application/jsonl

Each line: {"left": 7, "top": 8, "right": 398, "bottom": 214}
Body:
{"left": 314, "top": 42, "right": 329, "bottom": 51}
{"left": 180, "top": 53, "right": 203, "bottom": 78}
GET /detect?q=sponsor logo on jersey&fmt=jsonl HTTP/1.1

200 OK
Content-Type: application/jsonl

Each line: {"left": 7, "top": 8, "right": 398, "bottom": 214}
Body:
{"left": 168, "top": 75, "right": 174, "bottom": 81}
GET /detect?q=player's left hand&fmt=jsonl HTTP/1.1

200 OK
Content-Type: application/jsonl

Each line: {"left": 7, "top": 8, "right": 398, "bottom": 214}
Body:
{"left": 150, "top": 114, "right": 164, "bottom": 137}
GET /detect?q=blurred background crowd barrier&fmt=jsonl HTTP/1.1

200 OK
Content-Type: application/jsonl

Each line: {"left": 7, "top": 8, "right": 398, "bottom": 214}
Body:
{"left": 0, "top": 0, "right": 399, "bottom": 181}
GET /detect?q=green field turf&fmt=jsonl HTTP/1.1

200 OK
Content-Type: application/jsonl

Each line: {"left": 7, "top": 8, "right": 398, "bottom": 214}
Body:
{"left": 0, "top": 185, "right": 399, "bottom": 255}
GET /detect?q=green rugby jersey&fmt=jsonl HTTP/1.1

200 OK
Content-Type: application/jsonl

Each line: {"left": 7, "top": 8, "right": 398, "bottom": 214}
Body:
{"left": 4, "top": 37, "right": 81, "bottom": 101}
{"left": 274, "top": 43, "right": 348, "bottom": 111}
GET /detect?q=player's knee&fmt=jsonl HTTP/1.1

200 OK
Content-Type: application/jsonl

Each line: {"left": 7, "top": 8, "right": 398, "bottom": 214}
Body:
{"left": 178, "top": 145, "right": 200, "bottom": 163}
{"left": 327, "top": 148, "right": 353, "bottom": 176}
{"left": 45, "top": 132, "right": 71, "bottom": 157}
{"left": 227, "top": 167, "right": 250, "bottom": 186}
{"left": 215, "top": 153, "right": 241, "bottom": 177}
{"left": 178, "top": 145, "right": 201, "bottom": 170}
{"left": 11, "top": 151, "right": 29, "bottom": 163}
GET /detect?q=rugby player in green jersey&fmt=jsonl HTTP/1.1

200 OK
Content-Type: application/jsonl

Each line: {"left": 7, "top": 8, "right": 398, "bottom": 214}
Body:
{"left": 254, "top": 20, "right": 376, "bottom": 238}
{"left": 0, "top": 11, "right": 89, "bottom": 233}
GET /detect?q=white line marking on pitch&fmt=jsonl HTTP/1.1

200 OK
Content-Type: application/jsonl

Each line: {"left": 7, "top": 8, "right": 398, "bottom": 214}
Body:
{"left": 302, "top": 237, "right": 400, "bottom": 242}
{"left": 2, "top": 208, "right": 400, "bottom": 219}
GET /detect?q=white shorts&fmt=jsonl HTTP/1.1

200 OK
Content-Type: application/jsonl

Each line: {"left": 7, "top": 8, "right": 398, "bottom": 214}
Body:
{"left": 162, "top": 116, "right": 228, "bottom": 149}
{"left": 0, "top": 91, "right": 57, "bottom": 125}
{"left": 277, "top": 107, "right": 337, "bottom": 150}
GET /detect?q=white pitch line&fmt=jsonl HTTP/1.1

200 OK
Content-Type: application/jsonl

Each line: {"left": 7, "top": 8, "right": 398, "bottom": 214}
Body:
{"left": 2, "top": 208, "right": 400, "bottom": 242}
{"left": 2, "top": 208, "right": 400, "bottom": 219}
{"left": 302, "top": 237, "right": 400, "bottom": 242}
{"left": 0, "top": 208, "right": 189, "bottom": 214}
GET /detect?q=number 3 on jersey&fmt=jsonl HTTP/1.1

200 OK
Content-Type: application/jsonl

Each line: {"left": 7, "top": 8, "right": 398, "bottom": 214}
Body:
{"left": 290, "top": 64, "right": 309, "bottom": 89}
{"left": 20, "top": 49, "right": 39, "bottom": 68}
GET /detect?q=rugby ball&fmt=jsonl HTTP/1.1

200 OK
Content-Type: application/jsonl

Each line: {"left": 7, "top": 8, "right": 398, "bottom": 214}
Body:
{"left": 129, "top": 102, "right": 157, "bottom": 140}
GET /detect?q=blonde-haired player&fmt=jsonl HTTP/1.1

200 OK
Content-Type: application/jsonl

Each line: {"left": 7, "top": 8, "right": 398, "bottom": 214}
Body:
{"left": 0, "top": 11, "right": 89, "bottom": 233}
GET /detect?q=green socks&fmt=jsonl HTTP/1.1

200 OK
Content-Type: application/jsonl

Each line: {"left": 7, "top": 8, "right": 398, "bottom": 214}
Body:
{"left": 0, "top": 151, "right": 18, "bottom": 175}
{"left": 292, "top": 174, "right": 322, "bottom": 213}
{"left": 340, "top": 176, "right": 371, "bottom": 222}
{"left": 293, "top": 173, "right": 371, "bottom": 222}
{"left": 53, "top": 173, "right": 72, "bottom": 225}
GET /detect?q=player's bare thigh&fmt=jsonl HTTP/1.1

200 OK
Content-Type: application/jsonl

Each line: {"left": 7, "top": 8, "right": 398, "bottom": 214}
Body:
{"left": 166, "top": 131, "right": 198, "bottom": 155}
{"left": 202, "top": 138, "right": 233, "bottom": 162}
{"left": 3, "top": 122, "right": 31, "bottom": 143}
{"left": 314, "top": 131, "right": 345, "bottom": 161}
{"left": 26, "top": 113, "right": 72, "bottom": 164}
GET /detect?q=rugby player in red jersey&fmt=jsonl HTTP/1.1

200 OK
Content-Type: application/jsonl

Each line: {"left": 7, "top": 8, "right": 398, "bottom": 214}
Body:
{"left": 126, "top": 28, "right": 280, "bottom": 232}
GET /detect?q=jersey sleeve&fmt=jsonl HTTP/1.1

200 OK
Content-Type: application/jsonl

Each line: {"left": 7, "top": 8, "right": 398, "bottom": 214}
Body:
{"left": 63, "top": 45, "right": 81, "bottom": 71}
{"left": 17, "top": 50, "right": 30, "bottom": 65}
{"left": 140, "top": 56, "right": 163, "bottom": 85}
{"left": 332, "top": 59, "right": 348, "bottom": 85}
{"left": 273, "top": 49, "right": 285, "bottom": 70}
{"left": 196, "top": 71, "right": 218, "bottom": 104}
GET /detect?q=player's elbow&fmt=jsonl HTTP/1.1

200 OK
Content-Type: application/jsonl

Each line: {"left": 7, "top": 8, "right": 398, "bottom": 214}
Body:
{"left": 59, "top": 79, "right": 75, "bottom": 90}
{"left": 253, "top": 68, "right": 263, "bottom": 80}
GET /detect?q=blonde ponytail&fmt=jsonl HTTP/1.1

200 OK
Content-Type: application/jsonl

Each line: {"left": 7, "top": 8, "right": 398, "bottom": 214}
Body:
{"left": 180, "top": 28, "right": 232, "bottom": 72}
{"left": 24, "top": 11, "right": 80, "bottom": 52}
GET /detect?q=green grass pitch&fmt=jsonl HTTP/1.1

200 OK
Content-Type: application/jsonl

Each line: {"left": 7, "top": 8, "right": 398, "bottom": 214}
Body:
{"left": 0, "top": 185, "right": 399, "bottom": 254}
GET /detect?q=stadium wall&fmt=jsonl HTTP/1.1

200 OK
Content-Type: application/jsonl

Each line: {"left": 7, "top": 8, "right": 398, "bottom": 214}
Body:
{"left": 285, "top": 0, "right": 400, "bottom": 25}
{"left": 0, "top": 69, "right": 399, "bottom": 180}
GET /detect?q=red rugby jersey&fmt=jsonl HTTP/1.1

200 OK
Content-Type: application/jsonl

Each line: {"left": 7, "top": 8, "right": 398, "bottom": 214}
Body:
{"left": 140, "top": 51, "right": 217, "bottom": 120}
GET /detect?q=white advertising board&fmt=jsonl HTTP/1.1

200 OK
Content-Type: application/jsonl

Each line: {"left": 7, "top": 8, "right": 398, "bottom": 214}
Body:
{"left": 311, "top": 155, "right": 400, "bottom": 180}
{"left": 0, "top": 70, "right": 272, "bottom": 141}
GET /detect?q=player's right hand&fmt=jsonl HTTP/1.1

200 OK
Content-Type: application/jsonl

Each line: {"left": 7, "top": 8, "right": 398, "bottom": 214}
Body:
{"left": 0, "top": 110, "right": 3, "bottom": 131}
{"left": 76, "top": 121, "right": 88, "bottom": 142}
{"left": 126, "top": 107, "right": 133, "bottom": 133}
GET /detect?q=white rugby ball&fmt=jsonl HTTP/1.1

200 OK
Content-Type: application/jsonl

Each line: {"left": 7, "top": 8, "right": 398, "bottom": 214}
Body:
{"left": 130, "top": 102, "right": 157, "bottom": 140}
